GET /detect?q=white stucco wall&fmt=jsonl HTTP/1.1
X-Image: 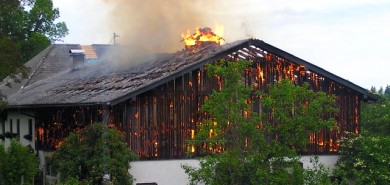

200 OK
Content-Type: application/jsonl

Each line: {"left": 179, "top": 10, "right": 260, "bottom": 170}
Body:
{"left": 301, "top": 155, "right": 340, "bottom": 170}
{"left": 0, "top": 111, "right": 35, "bottom": 149}
{"left": 130, "top": 155, "right": 340, "bottom": 185}
{"left": 130, "top": 159, "right": 201, "bottom": 185}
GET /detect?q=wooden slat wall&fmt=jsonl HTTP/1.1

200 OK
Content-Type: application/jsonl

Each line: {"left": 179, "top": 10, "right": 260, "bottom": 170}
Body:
{"left": 33, "top": 44, "right": 362, "bottom": 158}
{"left": 113, "top": 46, "right": 362, "bottom": 159}
{"left": 35, "top": 106, "right": 103, "bottom": 150}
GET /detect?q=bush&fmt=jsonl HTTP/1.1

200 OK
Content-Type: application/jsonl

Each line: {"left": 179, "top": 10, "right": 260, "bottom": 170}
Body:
{"left": 0, "top": 139, "right": 39, "bottom": 185}
{"left": 51, "top": 123, "right": 137, "bottom": 185}
{"left": 304, "top": 156, "right": 334, "bottom": 185}
{"left": 334, "top": 133, "right": 390, "bottom": 184}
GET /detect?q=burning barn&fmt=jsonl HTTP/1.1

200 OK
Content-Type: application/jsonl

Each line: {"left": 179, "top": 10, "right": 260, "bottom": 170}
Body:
{"left": 0, "top": 29, "right": 376, "bottom": 184}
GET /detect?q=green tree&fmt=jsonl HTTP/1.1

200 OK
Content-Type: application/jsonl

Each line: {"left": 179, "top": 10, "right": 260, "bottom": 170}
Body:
{"left": 183, "top": 60, "right": 337, "bottom": 185}
{"left": 0, "top": 36, "right": 27, "bottom": 82}
{"left": 262, "top": 80, "right": 337, "bottom": 152}
{"left": 384, "top": 85, "right": 390, "bottom": 97}
{"left": 51, "top": 123, "right": 137, "bottom": 185}
{"left": 0, "top": 0, "right": 27, "bottom": 41}
{"left": 334, "top": 92, "right": 390, "bottom": 184}
{"left": 370, "top": 86, "right": 377, "bottom": 93}
{"left": 27, "top": 0, "right": 68, "bottom": 42}
{"left": 361, "top": 94, "right": 390, "bottom": 136}
{"left": 335, "top": 133, "right": 390, "bottom": 184}
{"left": 20, "top": 32, "right": 51, "bottom": 63}
{"left": 0, "top": 139, "right": 39, "bottom": 185}
{"left": 378, "top": 86, "right": 384, "bottom": 95}
{"left": 0, "top": 0, "right": 68, "bottom": 43}
{"left": 0, "top": 142, "right": 5, "bottom": 184}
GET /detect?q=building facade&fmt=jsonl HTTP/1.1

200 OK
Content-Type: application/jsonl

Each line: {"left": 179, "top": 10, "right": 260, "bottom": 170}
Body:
{"left": 0, "top": 39, "right": 375, "bottom": 184}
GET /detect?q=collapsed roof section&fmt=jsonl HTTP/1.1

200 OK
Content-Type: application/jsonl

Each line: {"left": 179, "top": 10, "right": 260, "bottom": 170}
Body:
{"left": 1, "top": 39, "right": 376, "bottom": 108}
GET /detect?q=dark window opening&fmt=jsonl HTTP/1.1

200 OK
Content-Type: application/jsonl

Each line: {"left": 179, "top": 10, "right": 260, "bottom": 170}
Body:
{"left": 17, "top": 119, "right": 20, "bottom": 136}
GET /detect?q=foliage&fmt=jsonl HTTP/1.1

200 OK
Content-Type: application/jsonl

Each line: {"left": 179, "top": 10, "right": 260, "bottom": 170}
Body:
{"left": 371, "top": 85, "right": 390, "bottom": 97}
{"left": 60, "top": 177, "right": 82, "bottom": 185}
{"left": 361, "top": 94, "right": 390, "bottom": 136}
{"left": 0, "top": 0, "right": 68, "bottom": 42}
{"left": 21, "top": 32, "right": 51, "bottom": 63}
{"left": 27, "top": 0, "right": 68, "bottom": 42}
{"left": 370, "top": 86, "right": 376, "bottom": 93}
{"left": 189, "top": 59, "right": 257, "bottom": 152}
{"left": 51, "top": 123, "right": 137, "bottom": 185}
{"left": 60, "top": 177, "right": 92, "bottom": 185}
{"left": 378, "top": 87, "right": 384, "bottom": 95}
{"left": 0, "top": 36, "right": 27, "bottom": 82}
{"left": 262, "top": 79, "right": 337, "bottom": 152}
{"left": 0, "top": 92, "right": 7, "bottom": 111}
{"left": 385, "top": 85, "right": 390, "bottom": 96}
{"left": 333, "top": 86, "right": 390, "bottom": 184}
{"left": 303, "top": 156, "right": 334, "bottom": 185}
{"left": 0, "top": 0, "right": 27, "bottom": 41}
{"left": 334, "top": 132, "right": 390, "bottom": 185}
{"left": 0, "top": 139, "right": 39, "bottom": 185}
{"left": 183, "top": 59, "right": 337, "bottom": 185}
{"left": 0, "top": 142, "right": 5, "bottom": 183}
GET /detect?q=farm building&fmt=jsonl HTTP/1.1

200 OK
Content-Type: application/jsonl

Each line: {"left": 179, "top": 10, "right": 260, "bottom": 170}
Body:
{"left": 0, "top": 38, "right": 375, "bottom": 184}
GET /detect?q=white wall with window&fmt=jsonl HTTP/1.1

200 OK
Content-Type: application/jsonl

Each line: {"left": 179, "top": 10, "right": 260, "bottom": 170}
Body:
{"left": 0, "top": 112, "right": 35, "bottom": 150}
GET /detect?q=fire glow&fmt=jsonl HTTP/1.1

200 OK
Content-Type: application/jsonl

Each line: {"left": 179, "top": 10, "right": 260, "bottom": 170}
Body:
{"left": 181, "top": 24, "right": 224, "bottom": 49}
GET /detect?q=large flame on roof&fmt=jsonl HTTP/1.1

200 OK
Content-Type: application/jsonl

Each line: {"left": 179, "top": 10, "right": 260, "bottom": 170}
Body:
{"left": 181, "top": 24, "right": 224, "bottom": 49}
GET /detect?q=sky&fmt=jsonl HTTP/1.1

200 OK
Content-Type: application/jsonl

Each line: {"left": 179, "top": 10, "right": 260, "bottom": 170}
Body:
{"left": 52, "top": 0, "right": 390, "bottom": 90}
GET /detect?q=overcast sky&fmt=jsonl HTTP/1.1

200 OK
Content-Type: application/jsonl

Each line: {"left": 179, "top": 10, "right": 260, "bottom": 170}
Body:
{"left": 52, "top": 0, "right": 390, "bottom": 90}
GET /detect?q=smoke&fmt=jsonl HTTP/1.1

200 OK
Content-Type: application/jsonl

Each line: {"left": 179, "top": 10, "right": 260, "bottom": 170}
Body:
{"left": 103, "top": 0, "right": 255, "bottom": 53}
{"left": 241, "top": 21, "right": 255, "bottom": 38}
{"left": 96, "top": 0, "right": 260, "bottom": 71}
{"left": 98, "top": 44, "right": 158, "bottom": 70}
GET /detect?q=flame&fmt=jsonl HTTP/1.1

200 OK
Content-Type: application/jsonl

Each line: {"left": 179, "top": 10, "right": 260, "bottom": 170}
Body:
{"left": 54, "top": 140, "right": 63, "bottom": 149}
{"left": 181, "top": 24, "right": 224, "bottom": 49}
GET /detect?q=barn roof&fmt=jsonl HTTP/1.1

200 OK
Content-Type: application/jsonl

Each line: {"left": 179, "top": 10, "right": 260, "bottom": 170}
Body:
{"left": 0, "top": 39, "right": 376, "bottom": 108}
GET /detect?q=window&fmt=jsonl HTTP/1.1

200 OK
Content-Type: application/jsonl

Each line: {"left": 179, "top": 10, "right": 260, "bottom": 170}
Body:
{"left": 9, "top": 119, "right": 13, "bottom": 133}
{"left": 17, "top": 119, "right": 20, "bottom": 136}
{"left": 28, "top": 119, "right": 33, "bottom": 136}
